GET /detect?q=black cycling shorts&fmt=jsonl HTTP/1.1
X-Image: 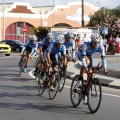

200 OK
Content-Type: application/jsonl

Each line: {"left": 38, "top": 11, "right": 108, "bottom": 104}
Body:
{"left": 25, "top": 45, "right": 32, "bottom": 54}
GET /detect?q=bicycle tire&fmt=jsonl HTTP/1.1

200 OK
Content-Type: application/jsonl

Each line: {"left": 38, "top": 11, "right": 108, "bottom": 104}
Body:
{"left": 70, "top": 76, "right": 82, "bottom": 107}
{"left": 19, "top": 56, "right": 27, "bottom": 77}
{"left": 38, "top": 75, "right": 46, "bottom": 95}
{"left": 48, "top": 72, "right": 60, "bottom": 100}
{"left": 58, "top": 63, "right": 66, "bottom": 92}
{"left": 35, "top": 63, "right": 43, "bottom": 80}
{"left": 35, "top": 55, "right": 40, "bottom": 67}
{"left": 88, "top": 78, "right": 102, "bottom": 114}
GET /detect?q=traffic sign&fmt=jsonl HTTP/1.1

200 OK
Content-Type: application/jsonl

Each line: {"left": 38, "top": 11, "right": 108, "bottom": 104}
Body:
{"left": 102, "top": 27, "right": 108, "bottom": 35}
{"left": 22, "top": 27, "right": 27, "bottom": 32}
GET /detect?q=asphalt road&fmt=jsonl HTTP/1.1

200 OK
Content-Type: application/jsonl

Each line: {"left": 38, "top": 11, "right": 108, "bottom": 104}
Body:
{"left": 0, "top": 53, "right": 120, "bottom": 120}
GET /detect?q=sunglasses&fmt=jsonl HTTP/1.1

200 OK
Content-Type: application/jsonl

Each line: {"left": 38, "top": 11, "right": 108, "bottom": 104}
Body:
{"left": 92, "top": 42, "right": 100, "bottom": 44}
{"left": 57, "top": 43, "right": 63, "bottom": 45}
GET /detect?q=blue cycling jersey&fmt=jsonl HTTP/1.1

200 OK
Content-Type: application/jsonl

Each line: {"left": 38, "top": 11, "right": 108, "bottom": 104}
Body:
{"left": 47, "top": 42, "right": 66, "bottom": 61}
{"left": 64, "top": 39, "right": 75, "bottom": 59}
{"left": 22, "top": 39, "right": 38, "bottom": 56}
{"left": 77, "top": 42, "right": 106, "bottom": 69}
{"left": 41, "top": 37, "right": 55, "bottom": 59}
{"left": 42, "top": 37, "right": 55, "bottom": 48}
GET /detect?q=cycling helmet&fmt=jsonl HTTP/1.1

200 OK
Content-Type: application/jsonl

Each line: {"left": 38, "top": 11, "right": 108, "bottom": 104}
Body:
{"left": 28, "top": 35, "right": 33, "bottom": 40}
{"left": 91, "top": 33, "right": 102, "bottom": 43}
{"left": 65, "top": 32, "right": 73, "bottom": 38}
{"left": 31, "top": 35, "right": 37, "bottom": 42}
{"left": 77, "top": 34, "right": 81, "bottom": 38}
{"left": 47, "top": 33, "right": 53, "bottom": 39}
{"left": 56, "top": 34, "right": 64, "bottom": 43}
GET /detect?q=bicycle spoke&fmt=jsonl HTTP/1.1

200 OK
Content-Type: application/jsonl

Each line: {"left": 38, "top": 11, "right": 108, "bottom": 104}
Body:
{"left": 48, "top": 74, "right": 59, "bottom": 100}
{"left": 70, "top": 76, "right": 82, "bottom": 107}
{"left": 58, "top": 70, "right": 66, "bottom": 92}
{"left": 88, "top": 78, "right": 102, "bottom": 113}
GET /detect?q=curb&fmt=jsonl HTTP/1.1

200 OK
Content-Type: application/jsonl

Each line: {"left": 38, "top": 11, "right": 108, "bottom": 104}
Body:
{"left": 66, "top": 74, "right": 120, "bottom": 89}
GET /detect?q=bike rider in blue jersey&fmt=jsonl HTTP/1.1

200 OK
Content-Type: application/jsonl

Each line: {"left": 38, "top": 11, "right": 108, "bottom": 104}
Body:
{"left": 64, "top": 32, "right": 76, "bottom": 62}
{"left": 39, "top": 34, "right": 67, "bottom": 90}
{"left": 77, "top": 33, "right": 109, "bottom": 104}
{"left": 34, "top": 33, "right": 55, "bottom": 76}
{"left": 18, "top": 35, "right": 38, "bottom": 73}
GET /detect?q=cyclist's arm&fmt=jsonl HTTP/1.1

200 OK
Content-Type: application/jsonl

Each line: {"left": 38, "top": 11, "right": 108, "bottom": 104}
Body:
{"left": 21, "top": 46, "right": 26, "bottom": 53}
{"left": 46, "top": 42, "right": 54, "bottom": 63}
{"left": 71, "top": 40, "right": 75, "bottom": 60}
{"left": 81, "top": 44, "right": 87, "bottom": 69}
{"left": 21, "top": 40, "right": 30, "bottom": 53}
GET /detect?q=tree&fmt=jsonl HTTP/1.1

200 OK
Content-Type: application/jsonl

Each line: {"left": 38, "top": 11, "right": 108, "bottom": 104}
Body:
{"left": 34, "top": 26, "right": 48, "bottom": 41}
{"left": 87, "top": 7, "right": 120, "bottom": 37}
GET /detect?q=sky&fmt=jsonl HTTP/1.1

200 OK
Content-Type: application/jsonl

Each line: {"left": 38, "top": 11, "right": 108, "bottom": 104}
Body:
{"left": 0, "top": 0, "right": 119, "bottom": 9}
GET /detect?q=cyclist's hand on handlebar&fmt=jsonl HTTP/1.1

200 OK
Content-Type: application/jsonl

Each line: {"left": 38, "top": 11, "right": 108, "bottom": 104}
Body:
{"left": 72, "top": 59, "right": 76, "bottom": 63}
{"left": 104, "top": 69, "right": 110, "bottom": 75}
{"left": 86, "top": 69, "right": 93, "bottom": 74}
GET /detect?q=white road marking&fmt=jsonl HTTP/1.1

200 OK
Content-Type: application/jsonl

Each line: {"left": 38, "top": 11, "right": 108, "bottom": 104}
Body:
{"left": 29, "top": 69, "right": 120, "bottom": 98}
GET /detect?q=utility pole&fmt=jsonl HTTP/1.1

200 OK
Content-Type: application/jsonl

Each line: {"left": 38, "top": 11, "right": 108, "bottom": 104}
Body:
{"left": 53, "top": 0, "right": 54, "bottom": 27}
{"left": 81, "top": 0, "right": 84, "bottom": 27}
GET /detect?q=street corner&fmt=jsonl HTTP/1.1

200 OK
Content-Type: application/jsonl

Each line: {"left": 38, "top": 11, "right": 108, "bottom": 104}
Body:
{"left": 109, "top": 81, "right": 120, "bottom": 89}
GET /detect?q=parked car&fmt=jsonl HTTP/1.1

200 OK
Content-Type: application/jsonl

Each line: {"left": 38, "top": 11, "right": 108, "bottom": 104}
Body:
{"left": 1, "top": 40, "right": 24, "bottom": 52}
{"left": 0, "top": 42, "right": 11, "bottom": 56}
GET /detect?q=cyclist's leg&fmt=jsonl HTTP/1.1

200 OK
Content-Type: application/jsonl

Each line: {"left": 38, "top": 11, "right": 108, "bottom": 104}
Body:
{"left": 49, "top": 54, "right": 58, "bottom": 90}
{"left": 18, "top": 50, "right": 26, "bottom": 66}
{"left": 23, "top": 46, "right": 32, "bottom": 72}
{"left": 34, "top": 54, "right": 43, "bottom": 74}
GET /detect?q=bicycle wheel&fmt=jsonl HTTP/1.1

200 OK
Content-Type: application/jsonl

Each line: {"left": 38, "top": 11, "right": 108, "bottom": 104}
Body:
{"left": 35, "top": 63, "right": 43, "bottom": 80}
{"left": 88, "top": 78, "right": 102, "bottom": 114}
{"left": 58, "top": 64, "right": 66, "bottom": 92}
{"left": 70, "top": 75, "right": 82, "bottom": 107}
{"left": 38, "top": 75, "right": 46, "bottom": 95}
{"left": 48, "top": 72, "right": 60, "bottom": 100}
{"left": 35, "top": 55, "right": 40, "bottom": 67}
{"left": 19, "top": 56, "right": 26, "bottom": 77}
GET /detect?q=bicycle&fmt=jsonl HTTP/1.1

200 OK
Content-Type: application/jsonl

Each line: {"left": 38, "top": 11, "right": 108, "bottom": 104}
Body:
{"left": 70, "top": 62, "right": 109, "bottom": 113}
{"left": 19, "top": 52, "right": 29, "bottom": 77}
{"left": 34, "top": 59, "right": 44, "bottom": 80}
{"left": 35, "top": 55, "right": 40, "bottom": 67}
{"left": 58, "top": 55, "right": 76, "bottom": 92}
{"left": 38, "top": 62, "right": 60, "bottom": 100}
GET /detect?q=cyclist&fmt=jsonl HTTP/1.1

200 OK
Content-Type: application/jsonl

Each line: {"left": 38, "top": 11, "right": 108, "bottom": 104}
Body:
{"left": 77, "top": 33, "right": 109, "bottom": 104}
{"left": 34, "top": 33, "right": 55, "bottom": 76}
{"left": 39, "top": 34, "right": 67, "bottom": 90}
{"left": 18, "top": 35, "right": 37, "bottom": 72}
{"left": 64, "top": 32, "right": 76, "bottom": 62}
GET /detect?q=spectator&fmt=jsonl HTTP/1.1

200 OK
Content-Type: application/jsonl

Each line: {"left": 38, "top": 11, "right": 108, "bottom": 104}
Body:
{"left": 75, "top": 34, "right": 81, "bottom": 52}
{"left": 115, "top": 34, "right": 120, "bottom": 43}
{"left": 82, "top": 33, "right": 89, "bottom": 44}
{"left": 107, "top": 35, "right": 114, "bottom": 53}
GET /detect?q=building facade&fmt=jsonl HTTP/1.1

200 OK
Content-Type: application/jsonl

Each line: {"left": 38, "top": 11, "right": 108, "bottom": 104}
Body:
{"left": 0, "top": 1, "right": 99, "bottom": 42}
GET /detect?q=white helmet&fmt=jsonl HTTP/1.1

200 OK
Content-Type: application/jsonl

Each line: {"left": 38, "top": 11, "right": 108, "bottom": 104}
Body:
{"left": 29, "top": 35, "right": 37, "bottom": 41}
{"left": 31, "top": 35, "right": 37, "bottom": 42}
{"left": 56, "top": 34, "right": 64, "bottom": 43}
{"left": 91, "top": 33, "right": 102, "bottom": 43}
{"left": 47, "top": 33, "right": 53, "bottom": 39}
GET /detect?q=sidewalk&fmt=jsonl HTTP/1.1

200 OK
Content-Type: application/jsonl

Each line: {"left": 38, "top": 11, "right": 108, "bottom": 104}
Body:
{"left": 66, "top": 59, "right": 120, "bottom": 89}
